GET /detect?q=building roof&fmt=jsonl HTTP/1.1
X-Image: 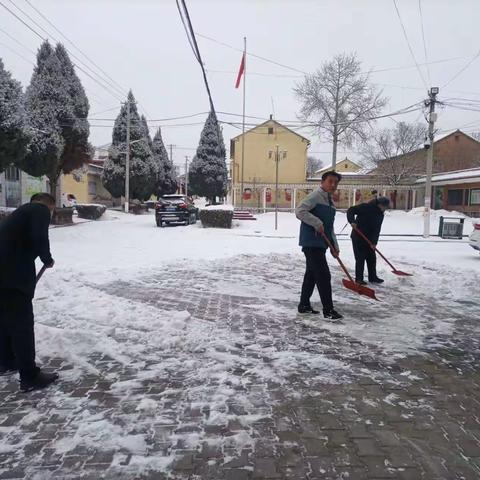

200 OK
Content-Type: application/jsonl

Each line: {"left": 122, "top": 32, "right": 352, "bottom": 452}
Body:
{"left": 415, "top": 167, "right": 480, "bottom": 184}
{"left": 314, "top": 157, "right": 362, "bottom": 175}
{"left": 231, "top": 119, "right": 310, "bottom": 143}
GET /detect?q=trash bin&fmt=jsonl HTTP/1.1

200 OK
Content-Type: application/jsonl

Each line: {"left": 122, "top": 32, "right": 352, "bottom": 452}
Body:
{"left": 438, "top": 216, "right": 465, "bottom": 239}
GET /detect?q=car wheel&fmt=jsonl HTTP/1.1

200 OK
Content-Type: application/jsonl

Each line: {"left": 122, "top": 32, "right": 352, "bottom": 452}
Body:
{"left": 185, "top": 216, "right": 190, "bottom": 226}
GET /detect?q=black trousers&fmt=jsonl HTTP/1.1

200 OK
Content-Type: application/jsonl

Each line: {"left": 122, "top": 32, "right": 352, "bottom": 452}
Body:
{"left": 0, "top": 289, "right": 39, "bottom": 381}
{"left": 300, "top": 247, "right": 333, "bottom": 312}
{"left": 352, "top": 237, "right": 377, "bottom": 281}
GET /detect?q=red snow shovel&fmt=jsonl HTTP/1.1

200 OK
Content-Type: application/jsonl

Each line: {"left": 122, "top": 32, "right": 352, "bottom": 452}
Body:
{"left": 36, "top": 265, "right": 47, "bottom": 284}
{"left": 320, "top": 231, "right": 378, "bottom": 301}
{"left": 352, "top": 226, "right": 413, "bottom": 277}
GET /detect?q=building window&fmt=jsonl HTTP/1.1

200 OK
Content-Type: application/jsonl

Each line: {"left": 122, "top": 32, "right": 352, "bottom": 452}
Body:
{"left": 230, "top": 139, "right": 235, "bottom": 159}
{"left": 447, "top": 189, "right": 464, "bottom": 205}
{"left": 88, "top": 181, "right": 97, "bottom": 195}
{"left": 268, "top": 127, "right": 274, "bottom": 135}
{"left": 5, "top": 166, "right": 20, "bottom": 181}
{"left": 471, "top": 189, "right": 480, "bottom": 205}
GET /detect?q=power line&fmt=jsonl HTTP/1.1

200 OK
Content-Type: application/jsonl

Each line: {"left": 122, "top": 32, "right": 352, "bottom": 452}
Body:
{"left": 197, "top": 32, "right": 308, "bottom": 75}
{"left": 442, "top": 49, "right": 480, "bottom": 89}
{"left": 0, "top": 39, "right": 35, "bottom": 65}
{"left": 23, "top": 0, "right": 128, "bottom": 97}
{"left": 5, "top": 0, "right": 126, "bottom": 99}
{"left": 418, "top": 0, "right": 431, "bottom": 85}
{"left": 199, "top": 31, "right": 473, "bottom": 80}
{"left": 0, "top": 0, "right": 125, "bottom": 103}
{"left": 0, "top": 25, "right": 36, "bottom": 54}
{"left": 392, "top": 0, "right": 428, "bottom": 89}
{"left": 176, "top": 1, "right": 216, "bottom": 113}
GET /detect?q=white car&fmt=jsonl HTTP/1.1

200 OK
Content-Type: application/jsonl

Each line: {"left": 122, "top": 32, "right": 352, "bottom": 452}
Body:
{"left": 61, "top": 193, "right": 78, "bottom": 208}
{"left": 469, "top": 221, "right": 480, "bottom": 253}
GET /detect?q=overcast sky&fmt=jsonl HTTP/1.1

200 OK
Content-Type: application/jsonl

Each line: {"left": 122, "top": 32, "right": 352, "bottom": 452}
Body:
{"left": 2, "top": 0, "right": 480, "bottom": 169}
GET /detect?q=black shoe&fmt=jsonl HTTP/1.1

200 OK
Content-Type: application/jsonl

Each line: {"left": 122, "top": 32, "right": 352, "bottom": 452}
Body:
{"left": 356, "top": 279, "right": 368, "bottom": 286}
{"left": 369, "top": 277, "right": 384, "bottom": 284}
{"left": 0, "top": 366, "right": 16, "bottom": 376}
{"left": 298, "top": 304, "right": 320, "bottom": 314}
{"left": 323, "top": 309, "right": 343, "bottom": 320}
{"left": 20, "top": 371, "right": 59, "bottom": 392}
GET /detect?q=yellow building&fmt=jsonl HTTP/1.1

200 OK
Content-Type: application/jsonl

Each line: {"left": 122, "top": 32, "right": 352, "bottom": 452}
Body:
{"left": 314, "top": 157, "right": 361, "bottom": 176}
{"left": 61, "top": 163, "right": 114, "bottom": 206}
{"left": 229, "top": 118, "right": 310, "bottom": 209}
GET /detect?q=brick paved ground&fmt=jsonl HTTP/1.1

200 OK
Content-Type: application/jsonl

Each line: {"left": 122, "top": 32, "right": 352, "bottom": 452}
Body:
{"left": 0, "top": 253, "right": 479, "bottom": 479}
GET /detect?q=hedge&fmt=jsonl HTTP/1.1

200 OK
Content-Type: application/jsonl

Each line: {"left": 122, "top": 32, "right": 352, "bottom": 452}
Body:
{"left": 199, "top": 209, "right": 234, "bottom": 229}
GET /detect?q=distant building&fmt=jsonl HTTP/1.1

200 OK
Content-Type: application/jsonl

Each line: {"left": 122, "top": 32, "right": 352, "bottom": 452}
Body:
{"left": 0, "top": 165, "right": 47, "bottom": 208}
{"left": 229, "top": 117, "right": 310, "bottom": 209}
{"left": 313, "top": 157, "right": 362, "bottom": 176}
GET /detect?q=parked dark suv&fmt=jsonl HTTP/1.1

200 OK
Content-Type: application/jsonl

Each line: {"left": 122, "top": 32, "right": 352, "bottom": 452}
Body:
{"left": 155, "top": 195, "right": 198, "bottom": 227}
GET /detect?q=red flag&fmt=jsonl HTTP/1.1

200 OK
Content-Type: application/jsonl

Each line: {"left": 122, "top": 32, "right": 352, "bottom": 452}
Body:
{"left": 235, "top": 53, "right": 245, "bottom": 89}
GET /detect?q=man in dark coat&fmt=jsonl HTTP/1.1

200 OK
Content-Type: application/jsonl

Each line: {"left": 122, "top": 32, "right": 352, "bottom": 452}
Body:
{"left": 347, "top": 197, "right": 390, "bottom": 285}
{"left": 295, "top": 171, "right": 343, "bottom": 320}
{"left": 0, "top": 193, "right": 59, "bottom": 391}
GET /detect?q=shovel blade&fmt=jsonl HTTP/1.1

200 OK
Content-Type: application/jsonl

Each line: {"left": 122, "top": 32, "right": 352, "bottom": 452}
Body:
{"left": 391, "top": 269, "right": 413, "bottom": 277}
{"left": 342, "top": 279, "right": 379, "bottom": 301}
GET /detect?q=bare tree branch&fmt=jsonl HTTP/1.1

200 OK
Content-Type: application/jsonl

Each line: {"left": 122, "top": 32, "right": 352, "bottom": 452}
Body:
{"left": 294, "top": 52, "right": 388, "bottom": 168}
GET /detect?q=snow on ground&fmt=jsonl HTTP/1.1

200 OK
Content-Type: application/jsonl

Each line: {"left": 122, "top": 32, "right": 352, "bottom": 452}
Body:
{"left": 21, "top": 208, "right": 480, "bottom": 475}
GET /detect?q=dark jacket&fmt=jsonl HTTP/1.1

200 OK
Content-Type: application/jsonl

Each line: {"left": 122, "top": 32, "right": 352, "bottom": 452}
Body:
{"left": 347, "top": 200, "right": 385, "bottom": 245}
{"left": 296, "top": 188, "right": 339, "bottom": 250}
{"left": 0, "top": 203, "right": 53, "bottom": 298}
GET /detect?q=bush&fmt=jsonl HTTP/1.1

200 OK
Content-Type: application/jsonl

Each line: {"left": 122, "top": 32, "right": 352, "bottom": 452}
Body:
{"left": 199, "top": 208, "right": 234, "bottom": 229}
{"left": 76, "top": 204, "right": 106, "bottom": 220}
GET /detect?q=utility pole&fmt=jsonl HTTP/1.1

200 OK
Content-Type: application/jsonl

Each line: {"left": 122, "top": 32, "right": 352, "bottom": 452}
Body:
{"left": 423, "top": 87, "right": 439, "bottom": 238}
{"left": 125, "top": 100, "right": 131, "bottom": 213}
{"left": 185, "top": 156, "right": 189, "bottom": 198}
{"left": 167, "top": 144, "right": 176, "bottom": 163}
{"left": 271, "top": 145, "right": 287, "bottom": 231}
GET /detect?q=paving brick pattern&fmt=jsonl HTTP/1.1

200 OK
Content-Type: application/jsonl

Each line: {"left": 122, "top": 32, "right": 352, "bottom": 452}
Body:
{"left": 0, "top": 254, "right": 479, "bottom": 479}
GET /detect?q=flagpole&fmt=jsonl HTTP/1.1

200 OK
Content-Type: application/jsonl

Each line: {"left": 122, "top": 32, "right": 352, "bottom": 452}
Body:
{"left": 240, "top": 36, "right": 246, "bottom": 210}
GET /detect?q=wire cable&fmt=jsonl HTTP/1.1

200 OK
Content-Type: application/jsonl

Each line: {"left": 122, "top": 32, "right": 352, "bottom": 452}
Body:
{"left": 392, "top": 0, "right": 428, "bottom": 89}
{"left": 418, "top": 0, "right": 431, "bottom": 85}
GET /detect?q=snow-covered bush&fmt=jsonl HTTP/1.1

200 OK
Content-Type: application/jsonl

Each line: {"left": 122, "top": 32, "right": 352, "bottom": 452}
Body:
{"left": 76, "top": 204, "right": 106, "bottom": 220}
{"left": 199, "top": 208, "right": 234, "bottom": 229}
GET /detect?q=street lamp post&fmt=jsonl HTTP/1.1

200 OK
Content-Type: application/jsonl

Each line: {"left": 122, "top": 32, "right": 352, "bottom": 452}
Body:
{"left": 269, "top": 145, "right": 287, "bottom": 230}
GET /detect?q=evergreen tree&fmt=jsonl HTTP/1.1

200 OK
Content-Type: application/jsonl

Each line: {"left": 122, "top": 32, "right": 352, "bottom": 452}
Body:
{"left": 19, "top": 41, "right": 90, "bottom": 200}
{"left": 188, "top": 110, "right": 227, "bottom": 204}
{"left": 102, "top": 91, "right": 156, "bottom": 201}
{"left": 0, "top": 58, "right": 29, "bottom": 172}
{"left": 55, "top": 44, "right": 90, "bottom": 173}
{"left": 152, "top": 127, "right": 177, "bottom": 197}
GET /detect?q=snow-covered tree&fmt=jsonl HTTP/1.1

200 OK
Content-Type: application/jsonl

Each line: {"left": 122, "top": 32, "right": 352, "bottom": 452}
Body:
{"left": 152, "top": 127, "right": 177, "bottom": 197}
{"left": 102, "top": 91, "right": 156, "bottom": 201}
{"left": 55, "top": 44, "right": 90, "bottom": 173}
{"left": 19, "top": 41, "right": 90, "bottom": 201}
{"left": 294, "top": 52, "right": 388, "bottom": 169}
{"left": 0, "top": 58, "right": 29, "bottom": 172}
{"left": 188, "top": 110, "right": 228, "bottom": 204}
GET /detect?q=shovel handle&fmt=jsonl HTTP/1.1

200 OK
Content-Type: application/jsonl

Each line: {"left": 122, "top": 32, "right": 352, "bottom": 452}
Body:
{"left": 36, "top": 265, "right": 47, "bottom": 284}
{"left": 319, "top": 231, "right": 355, "bottom": 283}
{"left": 352, "top": 226, "right": 396, "bottom": 271}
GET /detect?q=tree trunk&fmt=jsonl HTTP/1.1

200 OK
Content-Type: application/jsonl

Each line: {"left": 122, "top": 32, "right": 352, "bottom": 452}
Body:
{"left": 331, "top": 125, "right": 338, "bottom": 170}
{"left": 48, "top": 174, "right": 60, "bottom": 207}
{"left": 393, "top": 190, "right": 397, "bottom": 209}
